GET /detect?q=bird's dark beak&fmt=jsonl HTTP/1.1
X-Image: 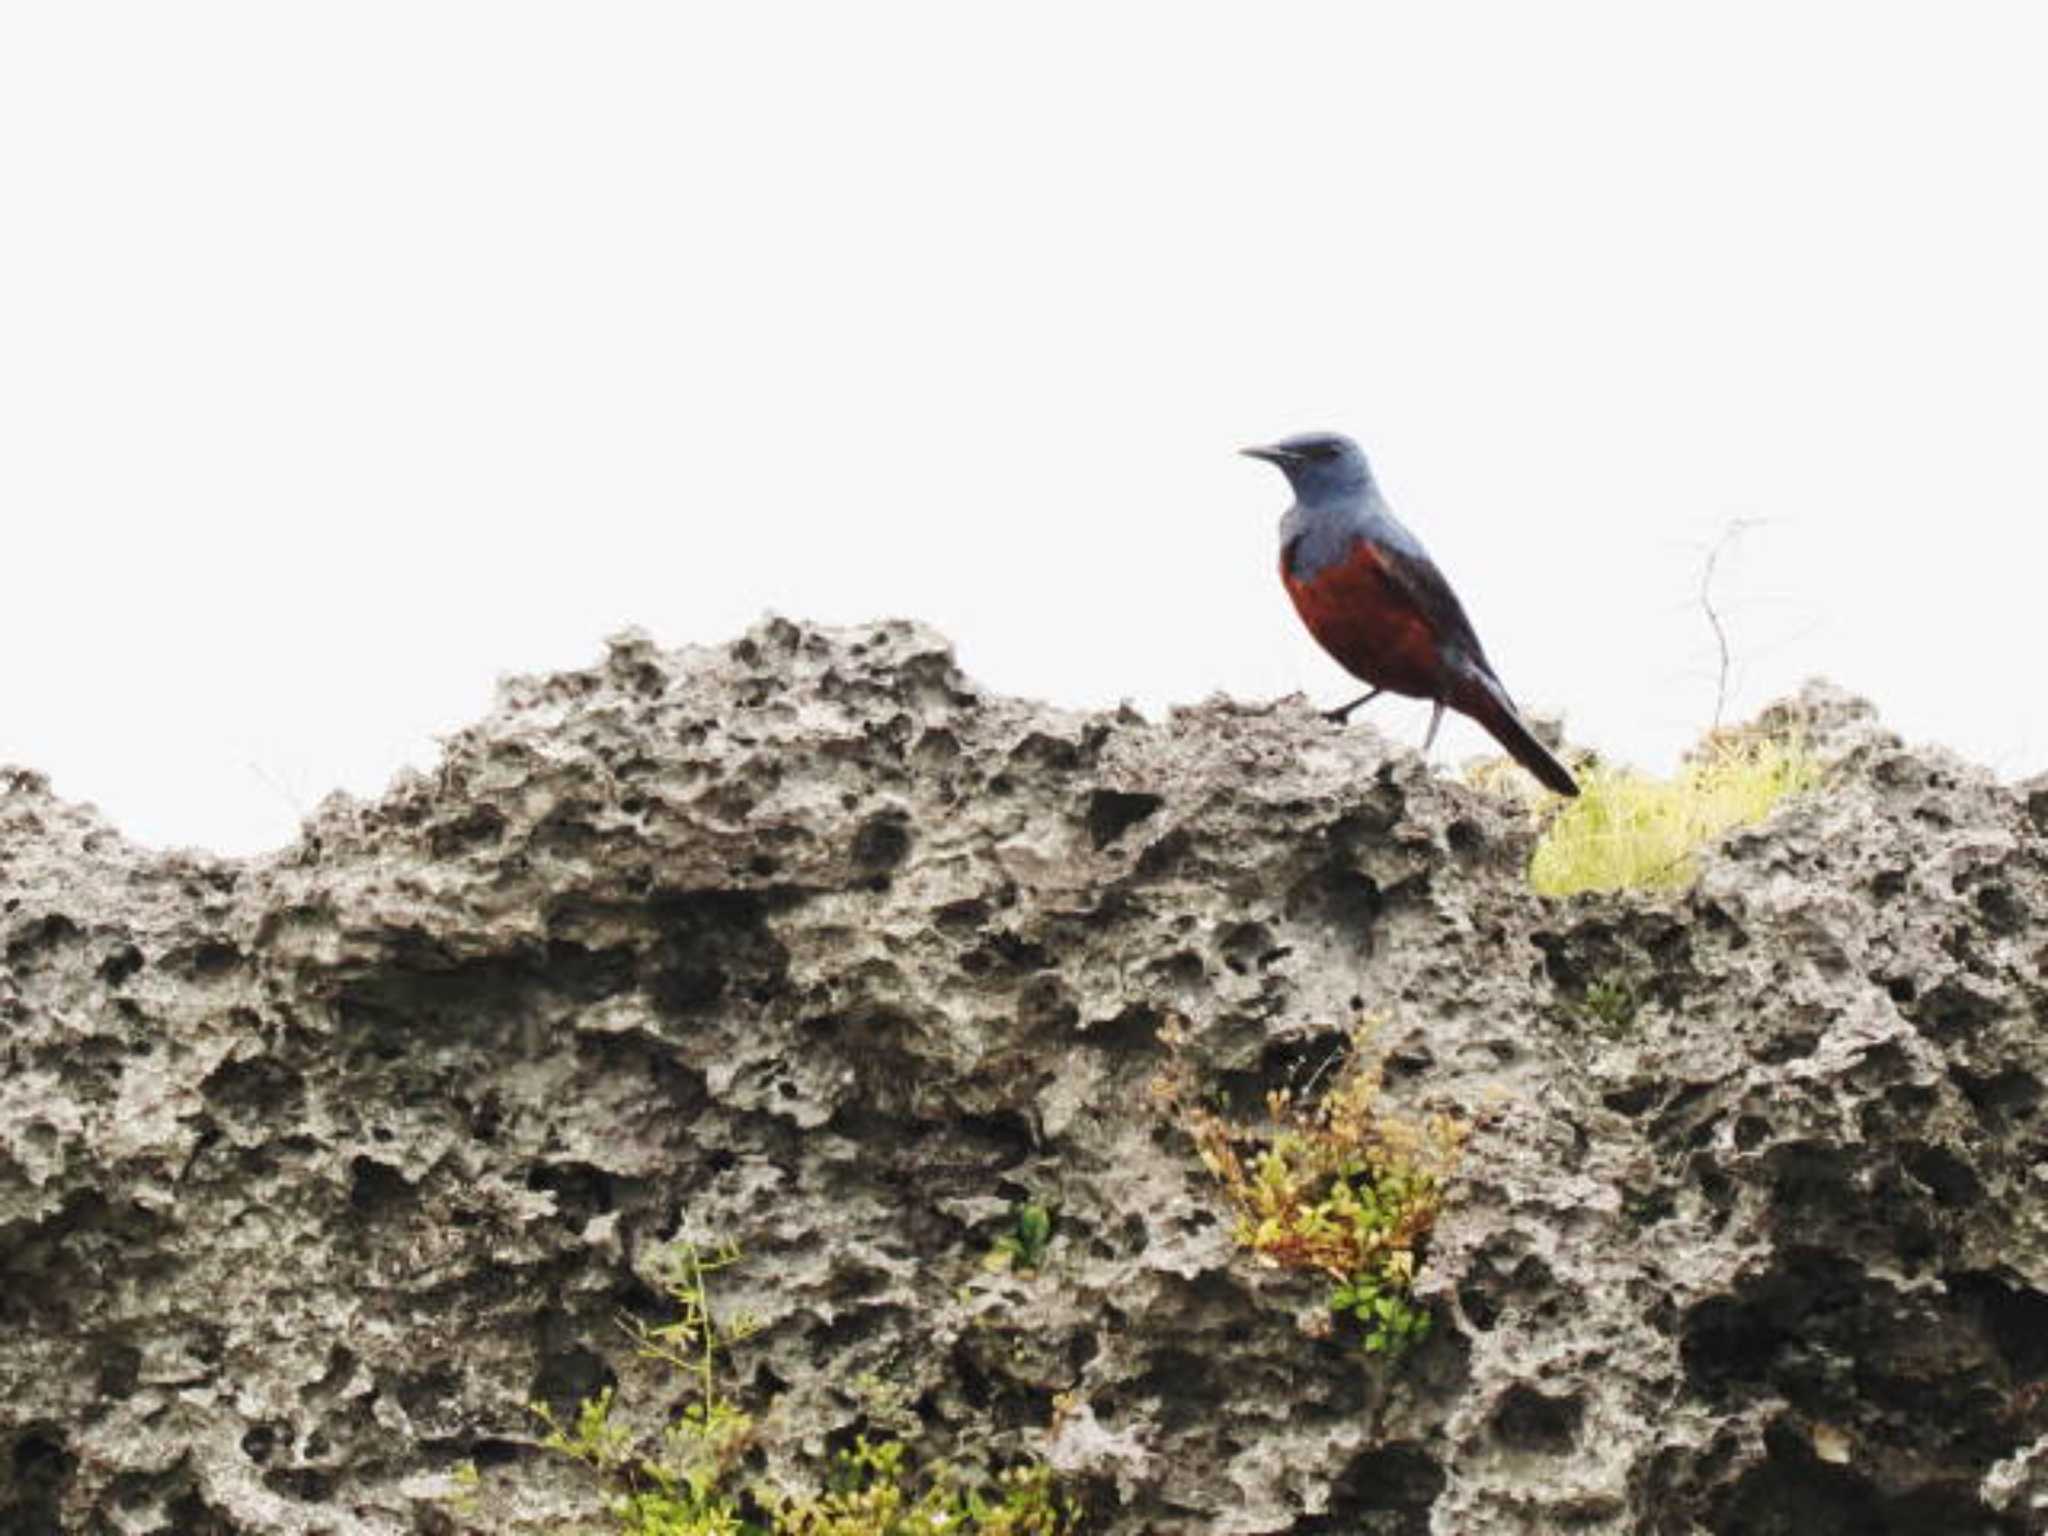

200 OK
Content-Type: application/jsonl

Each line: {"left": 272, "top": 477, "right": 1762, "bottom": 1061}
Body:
{"left": 1240, "top": 444, "right": 1290, "bottom": 465}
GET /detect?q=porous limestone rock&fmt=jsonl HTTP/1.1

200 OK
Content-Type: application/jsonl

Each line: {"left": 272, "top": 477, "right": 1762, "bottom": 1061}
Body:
{"left": 2, "top": 620, "right": 2045, "bottom": 1534}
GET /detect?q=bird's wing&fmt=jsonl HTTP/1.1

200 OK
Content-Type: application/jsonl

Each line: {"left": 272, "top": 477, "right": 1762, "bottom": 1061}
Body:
{"left": 1362, "top": 515, "right": 1499, "bottom": 678}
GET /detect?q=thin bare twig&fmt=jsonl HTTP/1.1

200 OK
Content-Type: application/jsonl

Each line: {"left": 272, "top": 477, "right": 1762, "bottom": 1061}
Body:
{"left": 1700, "top": 519, "right": 1762, "bottom": 730}
{"left": 246, "top": 759, "right": 308, "bottom": 820}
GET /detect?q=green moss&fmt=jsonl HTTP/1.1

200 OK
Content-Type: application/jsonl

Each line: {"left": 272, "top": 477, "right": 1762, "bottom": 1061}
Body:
{"left": 1527, "top": 732, "right": 1821, "bottom": 896}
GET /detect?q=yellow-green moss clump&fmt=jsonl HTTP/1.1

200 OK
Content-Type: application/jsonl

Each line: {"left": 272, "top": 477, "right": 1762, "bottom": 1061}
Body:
{"left": 1525, "top": 732, "right": 1821, "bottom": 897}
{"left": 1155, "top": 1017, "right": 1465, "bottom": 1357}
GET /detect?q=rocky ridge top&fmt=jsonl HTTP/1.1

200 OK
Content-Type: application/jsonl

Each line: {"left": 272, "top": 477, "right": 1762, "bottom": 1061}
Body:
{"left": 2, "top": 618, "right": 2045, "bottom": 1534}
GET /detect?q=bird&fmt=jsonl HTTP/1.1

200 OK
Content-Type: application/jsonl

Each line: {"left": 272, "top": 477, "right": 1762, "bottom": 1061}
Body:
{"left": 1243, "top": 431, "right": 1579, "bottom": 797}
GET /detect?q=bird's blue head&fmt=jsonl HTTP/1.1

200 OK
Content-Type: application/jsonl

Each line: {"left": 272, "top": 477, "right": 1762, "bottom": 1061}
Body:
{"left": 1240, "top": 431, "right": 1374, "bottom": 501}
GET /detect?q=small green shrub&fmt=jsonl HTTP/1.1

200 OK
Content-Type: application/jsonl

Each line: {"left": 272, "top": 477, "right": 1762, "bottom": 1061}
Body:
{"left": 775, "top": 1437, "right": 1069, "bottom": 1536}
{"left": 983, "top": 1203, "right": 1053, "bottom": 1274}
{"left": 1154, "top": 1017, "right": 1464, "bottom": 1358}
{"left": 459, "top": 1238, "right": 1077, "bottom": 1535}
{"left": 528, "top": 1238, "right": 761, "bottom": 1535}
{"left": 1527, "top": 732, "right": 1821, "bottom": 896}
{"left": 1576, "top": 975, "right": 1640, "bottom": 1036}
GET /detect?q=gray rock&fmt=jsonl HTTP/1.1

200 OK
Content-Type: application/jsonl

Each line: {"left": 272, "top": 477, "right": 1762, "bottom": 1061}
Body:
{"left": 1, "top": 621, "right": 2043, "bottom": 1534}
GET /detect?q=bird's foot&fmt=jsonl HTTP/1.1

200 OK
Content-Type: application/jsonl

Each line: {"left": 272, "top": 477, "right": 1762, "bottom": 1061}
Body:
{"left": 1323, "top": 688, "right": 1383, "bottom": 726}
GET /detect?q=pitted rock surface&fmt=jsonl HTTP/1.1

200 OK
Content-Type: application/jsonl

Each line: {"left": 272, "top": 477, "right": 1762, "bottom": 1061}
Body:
{"left": 1, "top": 619, "right": 2044, "bottom": 1534}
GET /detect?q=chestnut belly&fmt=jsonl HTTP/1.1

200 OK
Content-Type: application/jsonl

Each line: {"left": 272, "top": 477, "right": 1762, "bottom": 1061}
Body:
{"left": 1282, "top": 540, "right": 1455, "bottom": 699}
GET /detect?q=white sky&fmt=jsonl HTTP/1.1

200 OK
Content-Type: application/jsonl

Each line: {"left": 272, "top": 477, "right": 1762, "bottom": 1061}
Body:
{"left": 5, "top": 5, "right": 2046, "bottom": 855}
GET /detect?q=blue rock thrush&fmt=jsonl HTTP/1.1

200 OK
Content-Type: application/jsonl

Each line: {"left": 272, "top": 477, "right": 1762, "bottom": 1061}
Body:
{"left": 1243, "top": 431, "right": 1578, "bottom": 797}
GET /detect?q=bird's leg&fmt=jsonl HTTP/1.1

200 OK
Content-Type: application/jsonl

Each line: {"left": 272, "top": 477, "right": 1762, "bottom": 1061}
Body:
{"left": 1323, "top": 688, "right": 1383, "bottom": 725}
{"left": 1421, "top": 699, "right": 1446, "bottom": 754}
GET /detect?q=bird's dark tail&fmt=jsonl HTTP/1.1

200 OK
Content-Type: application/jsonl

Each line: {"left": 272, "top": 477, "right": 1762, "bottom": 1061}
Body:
{"left": 1457, "top": 671, "right": 1579, "bottom": 797}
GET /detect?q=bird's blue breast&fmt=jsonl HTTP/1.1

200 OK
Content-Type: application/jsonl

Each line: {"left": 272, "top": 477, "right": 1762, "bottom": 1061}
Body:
{"left": 1281, "top": 494, "right": 1385, "bottom": 581}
